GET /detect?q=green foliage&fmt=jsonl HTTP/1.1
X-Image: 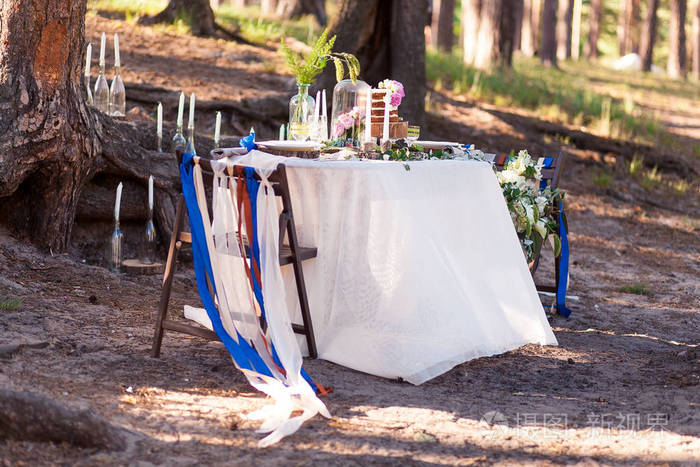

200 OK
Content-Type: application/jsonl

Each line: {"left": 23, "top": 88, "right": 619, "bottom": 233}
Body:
{"left": 619, "top": 283, "right": 654, "bottom": 297}
{"left": 0, "top": 298, "right": 21, "bottom": 311}
{"left": 280, "top": 28, "right": 336, "bottom": 85}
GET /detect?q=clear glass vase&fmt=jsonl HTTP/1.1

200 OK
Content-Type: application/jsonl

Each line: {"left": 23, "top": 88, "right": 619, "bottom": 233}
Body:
{"left": 288, "top": 83, "right": 315, "bottom": 141}
{"left": 109, "top": 66, "right": 126, "bottom": 117}
{"left": 330, "top": 79, "right": 371, "bottom": 147}
{"left": 185, "top": 125, "right": 197, "bottom": 156}
{"left": 172, "top": 124, "right": 186, "bottom": 153}
{"left": 93, "top": 66, "right": 110, "bottom": 114}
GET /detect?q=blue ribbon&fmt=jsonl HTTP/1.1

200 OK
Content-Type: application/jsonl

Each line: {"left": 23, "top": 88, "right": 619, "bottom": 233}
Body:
{"left": 240, "top": 130, "right": 257, "bottom": 151}
{"left": 556, "top": 200, "right": 572, "bottom": 317}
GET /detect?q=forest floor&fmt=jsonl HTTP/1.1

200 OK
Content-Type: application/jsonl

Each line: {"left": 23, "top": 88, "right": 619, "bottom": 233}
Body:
{"left": 1, "top": 12, "right": 699, "bottom": 466}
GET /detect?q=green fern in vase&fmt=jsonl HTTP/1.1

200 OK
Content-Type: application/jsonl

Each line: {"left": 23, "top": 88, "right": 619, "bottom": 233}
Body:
{"left": 281, "top": 28, "right": 361, "bottom": 85}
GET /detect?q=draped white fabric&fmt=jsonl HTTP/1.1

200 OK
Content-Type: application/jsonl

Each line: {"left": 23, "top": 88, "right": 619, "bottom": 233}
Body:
{"left": 190, "top": 162, "right": 329, "bottom": 447}
{"left": 223, "top": 151, "right": 558, "bottom": 385}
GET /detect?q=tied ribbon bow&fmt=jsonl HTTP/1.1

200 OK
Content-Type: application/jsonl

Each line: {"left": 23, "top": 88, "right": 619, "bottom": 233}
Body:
{"left": 240, "top": 129, "right": 257, "bottom": 151}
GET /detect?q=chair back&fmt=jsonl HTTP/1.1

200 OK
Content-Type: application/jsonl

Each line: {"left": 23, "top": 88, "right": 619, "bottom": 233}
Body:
{"left": 491, "top": 152, "right": 564, "bottom": 190}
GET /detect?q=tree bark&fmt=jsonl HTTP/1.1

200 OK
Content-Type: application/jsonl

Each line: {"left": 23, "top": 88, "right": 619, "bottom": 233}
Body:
{"left": 556, "top": 0, "right": 573, "bottom": 60}
{"left": 514, "top": 0, "right": 524, "bottom": 51}
{"left": 474, "top": 0, "right": 503, "bottom": 69}
{"left": 499, "top": 0, "right": 518, "bottom": 67}
{"left": 141, "top": 0, "right": 217, "bottom": 36}
{"left": 693, "top": 0, "right": 700, "bottom": 80}
{"left": 462, "top": 0, "right": 482, "bottom": 64}
{"left": 0, "top": 389, "right": 132, "bottom": 450}
{"left": 541, "top": 0, "right": 558, "bottom": 67}
{"left": 261, "top": 0, "right": 279, "bottom": 15}
{"left": 585, "top": 0, "right": 603, "bottom": 58}
{"left": 431, "top": 0, "right": 456, "bottom": 52}
{"left": 319, "top": 0, "right": 428, "bottom": 128}
{"left": 639, "top": 0, "right": 659, "bottom": 71}
{"left": 617, "top": 0, "right": 641, "bottom": 55}
{"left": 667, "top": 0, "right": 688, "bottom": 78}
{"left": 276, "top": 0, "right": 327, "bottom": 26}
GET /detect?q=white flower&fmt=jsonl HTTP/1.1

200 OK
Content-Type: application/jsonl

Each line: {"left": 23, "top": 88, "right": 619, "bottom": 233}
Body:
{"left": 535, "top": 195, "right": 548, "bottom": 212}
{"left": 497, "top": 169, "right": 524, "bottom": 185}
{"left": 534, "top": 220, "right": 547, "bottom": 237}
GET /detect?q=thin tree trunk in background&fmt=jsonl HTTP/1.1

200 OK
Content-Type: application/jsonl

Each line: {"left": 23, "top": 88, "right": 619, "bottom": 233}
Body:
{"left": 462, "top": 0, "right": 482, "bottom": 64}
{"left": 499, "top": 0, "right": 518, "bottom": 67}
{"left": 693, "top": 0, "right": 700, "bottom": 80}
{"left": 261, "top": 0, "right": 278, "bottom": 15}
{"left": 276, "top": 0, "right": 327, "bottom": 26}
{"left": 521, "top": 0, "right": 536, "bottom": 55}
{"left": 474, "top": 0, "right": 503, "bottom": 69}
{"left": 232, "top": 0, "right": 248, "bottom": 7}
{"left": 437, "top": 0, "right": 456, "bottom": 52}
{"left": 571, "top": 0, "right": 582, "bottom": 59}
{"left": 514, "top": 0, "right": 524, "bottom": 51}
{"left": 585, "top": 0, "right": 603, "bottom": 58}
{"left": 618, "top": 0, "right": 641, "bottom": 55}
{"left": 556, "top": 0, "right": 573, "bottom": 60}
{"left": 541, "top": 0, "right": 558, "bottom": 67}
{"left": 618, "top": 0, "right": 629, "bottom": 55}
{"left": 667, "top": 0, "right": 688, "bottom": 77}
{"left": 639, "top": 0, "right": 659, "bottom": 71}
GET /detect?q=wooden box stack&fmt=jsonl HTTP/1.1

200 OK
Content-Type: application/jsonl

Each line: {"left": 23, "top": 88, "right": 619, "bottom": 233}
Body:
{"left": 370, "top": 90, "right": 408, "bottom": 139}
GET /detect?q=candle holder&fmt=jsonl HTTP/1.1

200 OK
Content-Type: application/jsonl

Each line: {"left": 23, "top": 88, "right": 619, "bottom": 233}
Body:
{"left": 185, "top": 124, "right": 196, "bottom": 156}
{"left": 108, "top": 220, "right": 123, "bottom": 273}
{"left": 85, "top": 75, "right": 93, "bottom": 106}
{"left": 172, "top": 125, "right": 186, "bottom": 153}
{"left": 140, "top": 208, "right": 157, "bottom": 265}
{"left": 109, "top": 66, "right": 126, "bottom": 117}
{"left": 94, "top": 65, "right": 110, "bottom": 114}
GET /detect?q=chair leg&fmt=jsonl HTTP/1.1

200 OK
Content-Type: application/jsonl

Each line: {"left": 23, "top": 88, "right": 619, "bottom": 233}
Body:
{"left": 152, "top": 195, "right": 186, "bottom": 358}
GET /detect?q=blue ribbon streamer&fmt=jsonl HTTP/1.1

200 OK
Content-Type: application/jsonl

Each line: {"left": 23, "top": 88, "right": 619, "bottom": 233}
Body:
{"left": 240, "top": 130, "right": 257, "bottom": 151}
{"left": 556, "top": 200, "right": 572, "bottom": 317}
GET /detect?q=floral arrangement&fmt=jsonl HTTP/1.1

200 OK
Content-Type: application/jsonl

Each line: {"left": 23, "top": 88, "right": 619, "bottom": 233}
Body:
{"left": 497, "top": 150, "right": 562, "bottom": 263}
{"left": 332, "top": 106, "right": 364, "bottom": 144}
{"left": 281, "top": 29, "right": 361, "bottom": 85}
{"left": 378, "top": 79, "right": 405, "bottom": 109}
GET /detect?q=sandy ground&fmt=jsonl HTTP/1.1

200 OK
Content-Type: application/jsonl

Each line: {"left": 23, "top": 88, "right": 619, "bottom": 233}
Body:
{"left": 1, "top": 13, "right": 699, "bottom": 466}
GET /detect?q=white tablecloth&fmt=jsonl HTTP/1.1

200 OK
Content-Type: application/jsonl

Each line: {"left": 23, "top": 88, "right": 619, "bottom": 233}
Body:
{"left": 233, "top": 151, "right": 557, "bottom": 384}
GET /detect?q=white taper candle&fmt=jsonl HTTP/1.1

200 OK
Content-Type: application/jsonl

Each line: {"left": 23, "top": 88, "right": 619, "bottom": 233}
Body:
{"left": 176, "top": 92, "right": 184, "bottom": 129}
{"left": 148, "top": 176, "right": 154, "bottom": 211}
{"left": 279, "top": 124, "right": 284, "bottom": 141}
{"left": 313, "top": 90, "right": 320, "bottom": 123}
{"left": 322, "top": 89, "right": 327, "bottom": 119}
{"left": 114, "top": 182, "right": 123, "bottom": 222}
{"left": 214, "top": 111, "right": 221, "bottom": 145}
{"left": 85, "top": 43, "right": 92, "bottom": 78}
{"left": 99, "top": 32, "right": 106, "bottom": 68}
{"left": 113, "top": 34, "right": 120, "bottom": 68}
{"left": 364, "top": 88, "right": 372, "bottom": 142}
{"left": 188, "top": 93, "right": 195, "bottom": 128}
{"left": 382, "top": 91, "right": 390, "bottom": 141}
{"left": 156, "top": 102, "right": 163, "bottom": 137}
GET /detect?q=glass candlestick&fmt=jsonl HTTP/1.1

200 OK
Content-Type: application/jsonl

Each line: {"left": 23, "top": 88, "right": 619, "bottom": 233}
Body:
{"left": 93, "top": 65, "right": 110, "bottom": 114}
{"left": 85, "top": 75, "right": 93, "bottom": 105}
{"left": 185, "top": 124, "right": 197, "bottom": 156}
{"left": 108, "top": 220, "right": 123, "bottom": 272}
{"left": 172, "top": 124, "right": 186, "bottom": 153}
{"left": 109, "top": 65, "right": 126, "bottom": 117}
{"left": 140, "top": 208, "right": 157, "bottom": 264}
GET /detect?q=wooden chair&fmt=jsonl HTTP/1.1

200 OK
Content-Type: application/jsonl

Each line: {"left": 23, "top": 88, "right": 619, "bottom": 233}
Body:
{"left": 491, "top": 152, "right": 566, "bottom": 296}
{"left": 151, "top": 151, "right": 319, "bottom": 358}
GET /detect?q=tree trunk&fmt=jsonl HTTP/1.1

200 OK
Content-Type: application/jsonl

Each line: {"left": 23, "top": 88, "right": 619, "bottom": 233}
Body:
{"left": 541, "top": 0, "right": 558, "bottom": 67}
{"left": 318, "top": 0, "right": 428, "bottom": 128}
{"left": 276, "top": 0, "right": 327, "bottom": 26}
{"left": 556, "top": 0, "right": 573, "bottom": 60}
{"left": 693, "top": 0, "right": 700, "bottom": 80}
{"left": 431, "top": 0, "right": 456, "bottom": 52}
{"left": 639, "top": 0, "right": 659, "bottom": 72}
{"left": 0, "top": 0, "right": 183, "bottom": 252}
{"left": 499, "top": 0, "right": 518, "bottom": 67}
{"left": 667, "top": 0, "right": 688, "bottom": 78}
{"left": 474, "top": 0, "right": 503, "bottom": 69}
{"left": 585, "top": 0, "right": 603, "bottom": 58}
{"left": 520, "top": 0, "right": 537, "bottom": 56}
{"left": 261, "top": 0, "right": 279, "bottom": 15}
{"left": 570, "top": 0, "right": 582, "bottom": 59}
{"left": 0, "top": 389, "right": 132, "bottom": 450}
{"left": 141, "top": 0, "right": 217, "bottom": 36}
{"left": 514, "top": 0, "right": 524, "bottom": 51}
{"left": 462, "top": 0, "right": 483, "bottom": 64}
{"left": 617, "top": 0, "right": 641, "bottom": 55}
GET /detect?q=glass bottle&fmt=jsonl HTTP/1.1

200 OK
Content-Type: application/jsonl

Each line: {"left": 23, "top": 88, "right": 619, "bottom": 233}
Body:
{"left": 289, "top": 83, "right": 315, "bottom": 141}
{"left": 85, "top": 74, "right": 93, "bottom": 106}
{"left": 140, "top": 208, "right": 157, "bottom": 264}
{"left": 172, "top": 123, "right": 186, "bottom": 153}
{"left": 93, "top": 62, "right": 110, "bottom": 114}
{"left": 108, "top": 220, "right": 123, "bottom": 273}
{"left": 185, "top": 123, "right": 196, "bottom": 156}
{"left": 109, "top": 65, "right": 126, "bottom": 117}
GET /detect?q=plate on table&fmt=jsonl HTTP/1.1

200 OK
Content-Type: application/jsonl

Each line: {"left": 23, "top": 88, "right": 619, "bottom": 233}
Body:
{"left": 257, "top": 141, "right": 321, "bottom": 152}
{"left": 412, "top": 141, "right": 461, "bottom": 150}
